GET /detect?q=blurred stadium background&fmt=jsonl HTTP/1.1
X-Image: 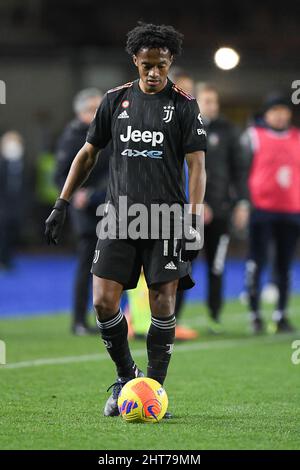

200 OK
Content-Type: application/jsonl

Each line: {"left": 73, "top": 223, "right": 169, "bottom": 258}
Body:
{"left": 0, "top": 0, "right": 299, "bottom": 317}
{"left": 1, "top": 0, "right": 300, "bottom": 451}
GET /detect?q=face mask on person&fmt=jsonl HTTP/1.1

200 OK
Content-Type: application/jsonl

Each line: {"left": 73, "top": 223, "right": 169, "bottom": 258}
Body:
{"left": 1, "top": 140, "right": 24, "bottom": 161}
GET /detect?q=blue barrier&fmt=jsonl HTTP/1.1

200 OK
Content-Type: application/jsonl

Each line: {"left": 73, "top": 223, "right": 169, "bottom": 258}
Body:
{"left": 0, "top": 255, "right": 299, "bottom": 317}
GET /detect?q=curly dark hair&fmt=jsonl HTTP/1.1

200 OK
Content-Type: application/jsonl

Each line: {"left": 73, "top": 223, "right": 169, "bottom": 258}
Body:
{"left": 126, "top": 22, "right": 184, "bottom": 56}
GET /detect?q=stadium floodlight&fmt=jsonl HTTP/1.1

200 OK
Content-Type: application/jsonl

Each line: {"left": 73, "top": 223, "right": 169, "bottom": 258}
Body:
{"left": 214, "top": 47, "right": 240, "bottom": 70}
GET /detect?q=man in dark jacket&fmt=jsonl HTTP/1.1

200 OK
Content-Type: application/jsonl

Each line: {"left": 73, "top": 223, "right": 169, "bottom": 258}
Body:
{"left": 55, "top": 88, "right": 109, "bottom": 335}
{"left": 0, "top": 131, "right": 25, "bottom": 270}
{"left": 197, "top": 84, "right": 249, "bottom": 330}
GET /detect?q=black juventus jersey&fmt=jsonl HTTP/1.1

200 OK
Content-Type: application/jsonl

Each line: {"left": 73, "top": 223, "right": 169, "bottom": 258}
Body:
{"left": 87, "top": 78, "right": 207, "bottom": 211}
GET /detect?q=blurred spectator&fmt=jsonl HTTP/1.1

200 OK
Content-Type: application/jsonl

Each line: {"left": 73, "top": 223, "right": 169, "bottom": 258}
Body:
{"left": 170, "top": 72, "right": 199, "bottom": 340}
{"left": 35, "top": 151, "right": 59, "bottom": 241}
{"left": 169, "top": 68, "right": 195, "bottom": 95}
{"left": 196, "top": 83, "right": 249, "bottom": 332}
{"left": 0, "top": 131, "right": 25, "bottom": 270}
{"left": 55, "top": 88, "right": 109, "bottom": 335}
{"left": 243, "top": 94, "right": 300, "bottom": 333}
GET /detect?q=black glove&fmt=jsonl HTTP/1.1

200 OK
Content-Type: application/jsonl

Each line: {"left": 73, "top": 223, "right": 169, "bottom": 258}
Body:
{"left": 45, "top": 198, "right": 69, "bottom": 245}
{"left": 176, "top": 214, "right": 202, "bottom": 262}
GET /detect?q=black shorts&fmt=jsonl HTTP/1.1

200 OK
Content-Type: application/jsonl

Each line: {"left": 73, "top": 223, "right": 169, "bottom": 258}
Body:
{"left": 91, "top": 238, "right": 195, "bottom": 291}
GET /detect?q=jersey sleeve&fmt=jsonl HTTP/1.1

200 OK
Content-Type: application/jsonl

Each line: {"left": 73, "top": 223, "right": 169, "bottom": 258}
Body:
{"left": 86, "top": 93, "right": 112, "bottom": 148}
{"left": 181, "top": 99, "right": 207, "bottom": 154}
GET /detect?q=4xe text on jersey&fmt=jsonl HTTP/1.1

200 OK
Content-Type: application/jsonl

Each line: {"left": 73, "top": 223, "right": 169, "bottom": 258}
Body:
{"left": 121, "top": 149, "right": 163, "bottom": 159}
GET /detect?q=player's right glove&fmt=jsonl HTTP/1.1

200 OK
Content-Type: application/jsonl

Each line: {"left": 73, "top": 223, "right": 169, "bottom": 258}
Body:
{"left": 45, "top": 198, "right": 69, "bottom": 245}
{"left": 176, "top": 214, "right": 202, "bottom": 262}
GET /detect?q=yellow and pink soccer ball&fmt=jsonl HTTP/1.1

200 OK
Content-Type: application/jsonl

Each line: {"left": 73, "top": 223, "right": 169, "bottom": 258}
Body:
{"left": 118, "top": 377, "right": 168, "bottom": 423}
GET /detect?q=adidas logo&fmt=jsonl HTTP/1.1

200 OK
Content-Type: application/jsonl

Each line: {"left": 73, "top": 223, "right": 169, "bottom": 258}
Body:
{"left": 164, "top": 261, "right": 177, "bottom": 270}
{"left": 118, "top": 110, "right": 129, "bottom": 119}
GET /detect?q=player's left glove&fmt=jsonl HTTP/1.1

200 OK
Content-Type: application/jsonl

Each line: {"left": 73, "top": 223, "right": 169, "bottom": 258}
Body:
{"left": 176, "top": 214, "right": 202, "bottom": 262}
{"left": 45, "top": 198, "right": 69, "bottom": 245}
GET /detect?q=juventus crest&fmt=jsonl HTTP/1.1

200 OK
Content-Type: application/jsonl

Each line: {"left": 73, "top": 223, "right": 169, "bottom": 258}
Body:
{"left": 163, "top": 105, "right": 175, "bottom": 123}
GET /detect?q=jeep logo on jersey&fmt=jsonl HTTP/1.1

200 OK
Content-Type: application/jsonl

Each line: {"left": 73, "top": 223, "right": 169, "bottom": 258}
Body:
{"left": 120, "top": 126, "right": 164, "bottom": 147}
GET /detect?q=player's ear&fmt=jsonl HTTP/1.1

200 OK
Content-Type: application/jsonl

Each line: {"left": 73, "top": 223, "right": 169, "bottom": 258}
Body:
{"left": 169, "top": 55, "right": 174, "bottom": 65}
{"left": 133, "top": 55, "right": 138, "bottom": 67}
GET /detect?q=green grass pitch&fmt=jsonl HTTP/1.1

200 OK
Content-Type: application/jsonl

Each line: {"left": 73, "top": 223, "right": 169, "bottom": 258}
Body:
{"left": 1, "top": 297, "right": 300, "bottom": 450}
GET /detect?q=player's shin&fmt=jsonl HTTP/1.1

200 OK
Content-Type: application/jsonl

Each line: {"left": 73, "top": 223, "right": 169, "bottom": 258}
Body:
{"left": 96, "top": 309, "right": 136, "bottom": 378}
{"left": 147, "top": 314, "right": 176, "bottom": 385}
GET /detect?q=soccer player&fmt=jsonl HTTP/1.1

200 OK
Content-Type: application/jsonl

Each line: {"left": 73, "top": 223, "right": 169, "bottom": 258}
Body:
{"left": 45, "top": 23, "right": 207, "bottom": 417}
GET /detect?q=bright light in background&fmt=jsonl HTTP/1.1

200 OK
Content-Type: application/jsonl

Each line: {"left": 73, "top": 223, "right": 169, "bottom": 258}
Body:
{"left": 214, "top": 47, "right": 240, "bottom": 70}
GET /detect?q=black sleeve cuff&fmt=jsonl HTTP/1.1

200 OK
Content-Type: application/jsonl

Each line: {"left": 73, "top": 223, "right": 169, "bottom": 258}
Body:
{"left": 86, "top": 135, "right": 102, "bottom": 148}
{"left": 183, "top": 145, "right": 207, "bottom": 154}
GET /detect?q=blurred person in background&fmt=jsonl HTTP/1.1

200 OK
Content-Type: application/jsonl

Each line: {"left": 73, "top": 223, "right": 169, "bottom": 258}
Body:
{"left": 55, "top": 88, "right": 109, "bottom": 335}
{"left": 172, "top": 71, "right": 200, "bottom": 340}
{"left": 0, "top": 131, "right": 25, "bottom": 270}
{"left": 196, "top": 83, "right": 249, "bottom": 332}
{"left": 170, "top": 68, "right": 195, "bottom": 95}
{"left": 242, "top": 94, "right": 300, "bottom": 333}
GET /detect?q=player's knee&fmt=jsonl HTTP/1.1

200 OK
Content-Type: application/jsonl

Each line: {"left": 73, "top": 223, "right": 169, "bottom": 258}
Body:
{"left": 93, "top": 291, "right": 119, "bottom": 321}
{"left": 152, "top": 293, "right": 176, "bottom": 317}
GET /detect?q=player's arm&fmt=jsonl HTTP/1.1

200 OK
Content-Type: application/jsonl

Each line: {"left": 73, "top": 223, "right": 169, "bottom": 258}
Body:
{"left": 54, "top": 129, "right": 84, "bottom": 189}
{"left": 45, "top": 142, "right": 100, "bottom": 245}
{"left": 60, "top": 142, "right": 99, "bottom": 201}
{"left": 180, "top": 99, "right": 207, "bottom": 210}
{"left": 186, "top": 150, "right": 206, "bottom": 212}
{"left": 45, "top": 92, "right": 111, "bottom": 245}
{"left": 177, "top": 151, "right": 206, "bottom": 261}
{"left": 177, "top": 98, "right": 207, "bottom": 261}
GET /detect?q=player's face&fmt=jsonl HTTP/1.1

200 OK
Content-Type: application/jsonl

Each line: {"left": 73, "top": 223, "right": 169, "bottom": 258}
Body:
{"left": 264, "top": 105, "right": 292, "bottom": 130}
{"left": 133, "top": 48, "right": 173, "bottom": 94}
{"left": 197, "top": 90, "right": 219, "bottom": 121}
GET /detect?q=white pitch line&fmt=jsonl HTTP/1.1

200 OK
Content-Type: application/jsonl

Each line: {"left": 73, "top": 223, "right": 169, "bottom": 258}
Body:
{"left": 183, "top": 308, "right": 298, "bottom": 327}
{"left": 1, "top": 334, "right": 296, "bottom": 370}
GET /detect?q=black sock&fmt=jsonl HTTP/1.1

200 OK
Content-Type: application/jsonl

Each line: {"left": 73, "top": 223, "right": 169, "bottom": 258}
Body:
{"left": 96, "top": 310, "right": 136, "bottom": 378}
{"left": 147, "top": 314, "right": 176, "bottom": 385}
